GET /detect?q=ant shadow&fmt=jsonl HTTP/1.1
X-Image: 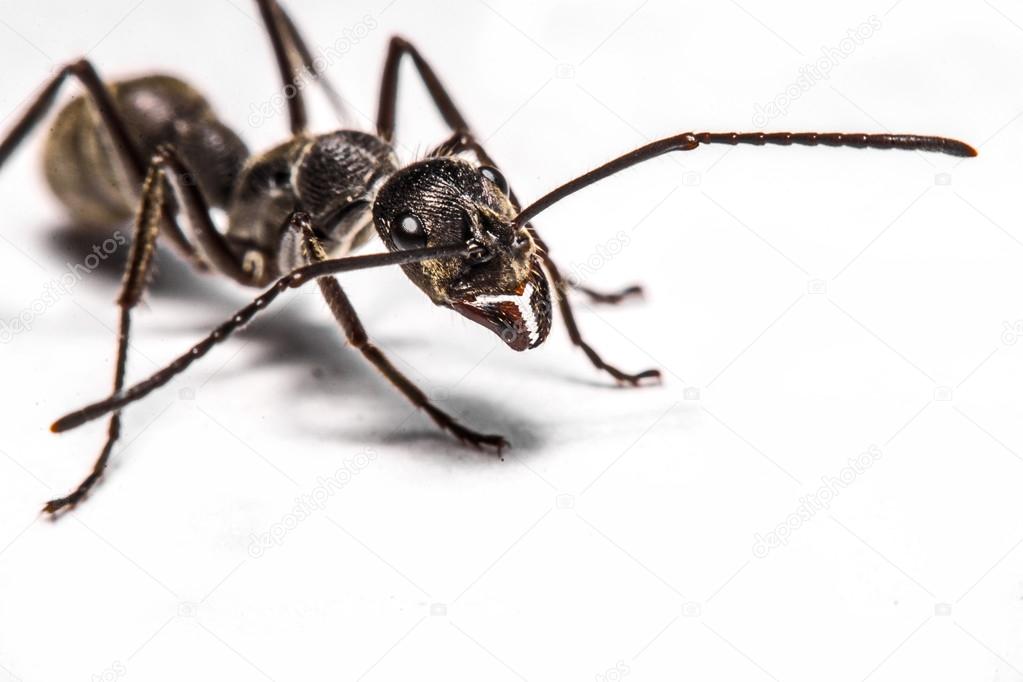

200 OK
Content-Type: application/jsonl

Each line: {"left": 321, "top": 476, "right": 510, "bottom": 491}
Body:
{"left": 46, "top": 226, "right": 545, "bottom": 455}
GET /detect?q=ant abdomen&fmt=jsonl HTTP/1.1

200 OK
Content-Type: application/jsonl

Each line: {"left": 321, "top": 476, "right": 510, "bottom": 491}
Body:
{"left": 43, "top": 74, "right": 247, "bottom": 231}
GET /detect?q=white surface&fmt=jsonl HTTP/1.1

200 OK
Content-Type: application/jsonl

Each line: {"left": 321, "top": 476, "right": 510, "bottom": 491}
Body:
{"left": 1, "top": 1, "right": 1021, "bottom": 680}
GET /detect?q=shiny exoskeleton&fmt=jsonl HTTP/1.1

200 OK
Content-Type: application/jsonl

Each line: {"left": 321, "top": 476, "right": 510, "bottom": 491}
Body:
{"left": 0, "top": 0, "right": 977, "bottom": 515}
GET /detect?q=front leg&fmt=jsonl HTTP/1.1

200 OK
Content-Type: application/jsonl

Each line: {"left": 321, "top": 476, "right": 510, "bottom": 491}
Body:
{"left": 293, "top": 213, "right": 508, "bottom": 451}
{"left": 533, "top": 234, "right": 660, "bottom": 387}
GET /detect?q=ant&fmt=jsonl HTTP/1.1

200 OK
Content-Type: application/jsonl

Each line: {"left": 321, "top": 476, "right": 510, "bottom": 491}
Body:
{"left": 0, "top": 0, "right": 976, "bottom": 514}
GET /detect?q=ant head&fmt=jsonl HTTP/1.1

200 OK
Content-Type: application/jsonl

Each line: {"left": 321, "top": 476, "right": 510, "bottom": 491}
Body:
{"left": 372, "top": 157, "right": 551, "bottom": 351}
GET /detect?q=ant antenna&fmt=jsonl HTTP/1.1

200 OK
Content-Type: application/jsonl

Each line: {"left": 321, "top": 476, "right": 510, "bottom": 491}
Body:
{"left": 513, "top": 131, "right": 977, "bottom": 229}
{"left": 50, "top": 242, "right": 469, "bottom": 433}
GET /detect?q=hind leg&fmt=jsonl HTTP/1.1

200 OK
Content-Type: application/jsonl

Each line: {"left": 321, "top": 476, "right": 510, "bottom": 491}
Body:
{"left": 43, "top": 160, "right": 165, "bottom": 513}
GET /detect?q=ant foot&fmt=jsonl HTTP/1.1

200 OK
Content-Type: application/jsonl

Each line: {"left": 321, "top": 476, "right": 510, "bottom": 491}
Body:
{"left": 576, "top": 283, "right": 645, "bottom": 305}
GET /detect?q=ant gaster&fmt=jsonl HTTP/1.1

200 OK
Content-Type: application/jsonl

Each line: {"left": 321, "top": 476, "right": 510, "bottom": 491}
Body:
{"left": 0, "top": 0, "right": 977, "bottom": 513}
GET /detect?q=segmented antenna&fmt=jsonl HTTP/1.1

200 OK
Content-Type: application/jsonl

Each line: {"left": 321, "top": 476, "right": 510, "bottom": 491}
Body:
{"left": 692, "top": 132, "right": 976, "bottom": 156}
{"left": 513, "top": 131, "right": 977, "bottom": 227}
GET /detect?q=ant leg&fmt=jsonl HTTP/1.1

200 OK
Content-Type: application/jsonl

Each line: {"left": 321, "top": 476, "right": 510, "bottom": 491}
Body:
{"left": 273, "top": 1, "right": 349, "bottom": 124}
{"left": 532, "top": 232, "right": 660, "bottom": 386}
{"left": 526, "top": 225, "right": 654, "bottom": 383}
{"left": 290, "top": 214, "right": 508, "bottom": 451}
{"left": 148, "top": 145, "right": 253, "bottom": 284}
{"left": 0, "top": 58, "right": 201, "bottom": 265}
{"left": 44, "top": 162, "right": 168, "bottom": 513}
{"left": 255, "top": 0, "right": 349, "bottom": 133}
{"left": 376, "top": 36, "right": 470, "bottom": 142}
{"left": 44, "top": 147, "right": 253, "bottom": 513}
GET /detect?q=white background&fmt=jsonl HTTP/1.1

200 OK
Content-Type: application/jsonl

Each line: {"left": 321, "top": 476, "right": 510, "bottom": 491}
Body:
{"left": 1, "top": 1, "right": 1021, "bottom": 680}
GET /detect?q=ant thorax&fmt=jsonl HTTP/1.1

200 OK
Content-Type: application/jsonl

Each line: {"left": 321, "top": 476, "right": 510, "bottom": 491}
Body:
{"left": 226, "top": 130, "right": 399, "bottom": 282}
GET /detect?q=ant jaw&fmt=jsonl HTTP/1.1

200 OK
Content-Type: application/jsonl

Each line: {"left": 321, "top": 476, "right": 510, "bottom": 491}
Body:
{"left": 449, "top": 264, "right": 552, "bottom": 351}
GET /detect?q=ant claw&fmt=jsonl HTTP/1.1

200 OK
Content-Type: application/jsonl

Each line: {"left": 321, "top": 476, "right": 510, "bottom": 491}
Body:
{"left": 610, "top": 367, "right": 662, "bottom": 387}
{"left": 42, "top": 496, "right": 75, "bottom": 516}
{"left": 574, "top": 283, "right": 645, "bottom": 306}
{"left": 472, "top": 433, "right": 510, "bottom": 453}
{"left": 444, "top": 421, "right": 509, "bottom": 453}
{"left": 636, "top": 369, "right": 663, "bottom": 385}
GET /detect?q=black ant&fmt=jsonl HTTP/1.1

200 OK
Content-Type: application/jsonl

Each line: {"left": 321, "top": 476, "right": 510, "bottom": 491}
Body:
{"left": 0, "top": 0, "right": 976, "bottom": 514}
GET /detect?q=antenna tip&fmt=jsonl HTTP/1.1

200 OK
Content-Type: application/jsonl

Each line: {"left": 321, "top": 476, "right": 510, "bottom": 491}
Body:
{"left": 951, "top": 140, "right": 978, "bottom": 157}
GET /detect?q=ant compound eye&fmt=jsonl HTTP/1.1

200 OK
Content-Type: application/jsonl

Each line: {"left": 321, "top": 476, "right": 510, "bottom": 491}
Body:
{"left": 479, "top": 165, "right": 509, "bottom": 194}
{"left": 392, "top": 212, "right": 427, "bottom": 250}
